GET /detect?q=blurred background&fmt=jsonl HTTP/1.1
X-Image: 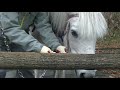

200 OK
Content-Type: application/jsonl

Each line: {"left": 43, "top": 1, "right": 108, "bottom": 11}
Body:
{"left": 94, "top": 12, "right": 120, "bottom": 78}
{"left": 97, "top": 12, "right": 120, "bottom": 49}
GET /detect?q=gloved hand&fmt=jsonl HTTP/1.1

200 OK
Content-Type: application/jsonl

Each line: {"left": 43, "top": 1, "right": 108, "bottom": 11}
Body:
{"left": 40, "top": 46, "right": 55, "bottom": 53}
{"left": 56, "top": 46, "right": 67, "bottom": 53}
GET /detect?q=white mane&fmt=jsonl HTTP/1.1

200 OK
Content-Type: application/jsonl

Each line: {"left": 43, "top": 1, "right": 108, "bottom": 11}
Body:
{"left": 48, "top": 12, "right": 108, "bottom": 39}
{"left": 77, "top": 12, "right": 108, "bottom": 39}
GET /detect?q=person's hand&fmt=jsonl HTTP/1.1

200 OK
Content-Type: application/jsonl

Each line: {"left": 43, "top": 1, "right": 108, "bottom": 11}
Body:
{"left": 40, "top": 46, "right": 55, "bottom": 53}
{"left": 56, "top": 46, "right": 67, "bottom": 53}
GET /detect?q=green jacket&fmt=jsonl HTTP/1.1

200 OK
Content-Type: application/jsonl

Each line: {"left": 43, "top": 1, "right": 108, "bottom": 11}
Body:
{"left": 0, "top": 12, "right": 61, "bottom": 52}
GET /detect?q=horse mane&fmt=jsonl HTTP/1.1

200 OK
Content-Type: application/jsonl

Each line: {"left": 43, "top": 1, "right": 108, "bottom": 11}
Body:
{"left": 48, "top": 12, "right": 68, "bottom": 36}
{"left": 49, "top": 12, "right": 108, "bottom": 39}
{"left": 77, "top": 12, "right": 108, "bottom": 39}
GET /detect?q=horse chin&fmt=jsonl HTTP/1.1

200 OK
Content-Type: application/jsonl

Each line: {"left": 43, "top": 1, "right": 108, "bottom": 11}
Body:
{"left": 70, "top": 48, "right": 97, "bottom": 78}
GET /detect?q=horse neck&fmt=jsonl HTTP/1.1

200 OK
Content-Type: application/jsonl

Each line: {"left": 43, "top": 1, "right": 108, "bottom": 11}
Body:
{"left": 49, "top": 12, "right": 68, "bottom": 36}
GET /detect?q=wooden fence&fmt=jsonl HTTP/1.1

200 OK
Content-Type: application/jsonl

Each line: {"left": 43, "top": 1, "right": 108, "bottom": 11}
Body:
{"left": 0, "top": 48, "right": 120, "bottom": 70}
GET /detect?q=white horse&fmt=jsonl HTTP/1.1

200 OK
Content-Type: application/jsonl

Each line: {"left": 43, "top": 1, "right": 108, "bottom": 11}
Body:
{"left": 32, "top": 12, "right": 108, "bottom": 78}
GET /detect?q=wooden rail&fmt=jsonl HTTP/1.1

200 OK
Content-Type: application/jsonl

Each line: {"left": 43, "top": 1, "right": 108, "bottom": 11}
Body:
{"left": 0, "top": 51, "right": 120, "bottom": 70}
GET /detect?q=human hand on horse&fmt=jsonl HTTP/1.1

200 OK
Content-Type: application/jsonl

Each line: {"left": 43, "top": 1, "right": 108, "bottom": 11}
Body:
{"left": 56, "top": 46, "right": 67, "bottom": 53}
{"left": 40, "top": 46, "right": 55, "bottom": 53}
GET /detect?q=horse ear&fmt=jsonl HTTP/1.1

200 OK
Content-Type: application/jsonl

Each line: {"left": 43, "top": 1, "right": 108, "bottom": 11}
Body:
{"left": 67, "top": 12, "right": 79, "bottom": 19}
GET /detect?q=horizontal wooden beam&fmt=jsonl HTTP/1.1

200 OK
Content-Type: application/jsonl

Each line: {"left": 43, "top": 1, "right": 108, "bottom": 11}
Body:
{"left": 0, "top": 52, "right": 120, "bottom": 70}
{"left": 96, "top": 48, "right": 120, "bottom": 54}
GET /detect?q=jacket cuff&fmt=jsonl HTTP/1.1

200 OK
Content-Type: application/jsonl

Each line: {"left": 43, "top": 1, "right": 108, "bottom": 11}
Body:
{"left": 51, "top": 43, "right": 61, "bottom": 51}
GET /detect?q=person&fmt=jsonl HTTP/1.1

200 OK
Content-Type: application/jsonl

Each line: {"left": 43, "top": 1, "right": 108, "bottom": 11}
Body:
{"left": 0, "top": 12, "right": 66, "bottom": 78}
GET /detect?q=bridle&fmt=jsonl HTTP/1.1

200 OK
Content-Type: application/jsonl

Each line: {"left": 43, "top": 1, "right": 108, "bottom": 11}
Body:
{"left": 62, "top": 15, "right": 79, "bottom": 53}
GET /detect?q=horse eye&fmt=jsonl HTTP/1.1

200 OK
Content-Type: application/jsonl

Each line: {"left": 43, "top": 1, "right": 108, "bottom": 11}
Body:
{"left": 71, "top": 30, "right": 78, "bottom": 38}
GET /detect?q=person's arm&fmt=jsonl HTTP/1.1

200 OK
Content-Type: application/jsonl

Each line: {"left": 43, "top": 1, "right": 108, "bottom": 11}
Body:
{"left": 0, "top": 12, "right": 44, "bottom": 52}
{"left": 34, "top": 12, "right": 66, "bottom": 53}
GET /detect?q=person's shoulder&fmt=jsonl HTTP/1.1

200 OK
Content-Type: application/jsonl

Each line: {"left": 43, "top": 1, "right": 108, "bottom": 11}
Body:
{"left": 30, "top": 12, "right": 39, "bottom": 16}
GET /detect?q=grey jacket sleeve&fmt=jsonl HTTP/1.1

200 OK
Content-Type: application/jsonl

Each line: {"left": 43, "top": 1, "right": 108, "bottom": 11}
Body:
{"left": 0, "top": 12, "right": 43, "bottom": 52}
{"left": 34, "top": 12, "right": 61, "bottom": 51}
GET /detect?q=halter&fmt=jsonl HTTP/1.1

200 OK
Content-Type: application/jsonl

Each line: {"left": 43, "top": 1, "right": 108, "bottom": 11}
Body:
{"left": 63, "top": 15, "right": 79, "bottom": 52}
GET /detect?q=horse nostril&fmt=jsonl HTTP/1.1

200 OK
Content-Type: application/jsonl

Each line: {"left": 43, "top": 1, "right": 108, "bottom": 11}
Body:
{"left": 80, "top": 73, "right": 85, "bottom": 78}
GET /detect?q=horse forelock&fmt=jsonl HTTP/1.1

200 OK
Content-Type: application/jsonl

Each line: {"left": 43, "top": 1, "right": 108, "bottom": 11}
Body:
{"left": 76, "top": 12, "right": 108, "bottom": 39}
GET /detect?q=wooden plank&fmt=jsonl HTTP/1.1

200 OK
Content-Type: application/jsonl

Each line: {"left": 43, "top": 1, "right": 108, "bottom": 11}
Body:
{"left": 0, "top": 52, "right": 120, "bottom": 70}
{"left": 96, "top": 48, "right": 120, "bottom": 54}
